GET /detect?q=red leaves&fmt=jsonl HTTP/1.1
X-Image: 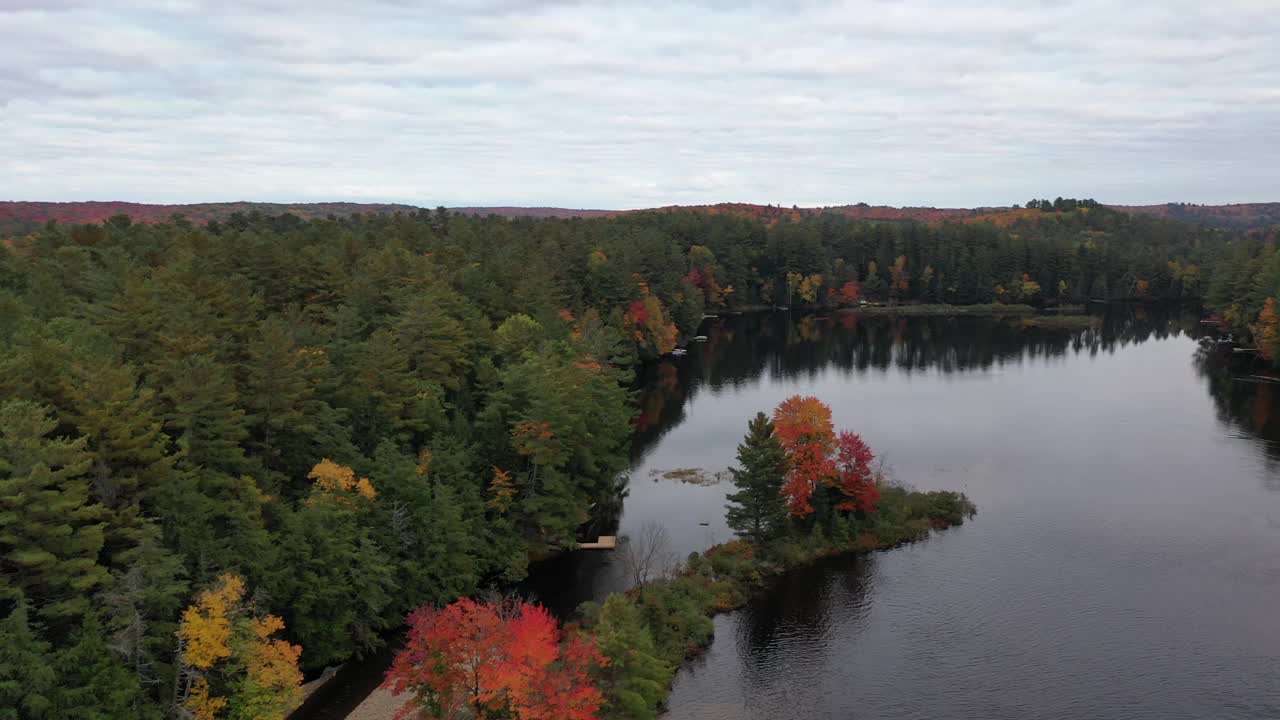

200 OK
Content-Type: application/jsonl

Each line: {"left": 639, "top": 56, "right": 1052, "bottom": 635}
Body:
{"left": 626, "top": 299, "right": 649, "bottom": 326}
{"left": 837, "top": 280, "right": 860, "bottom": 306}
{"left": 834, "top": 431, "right": 878, "bottom": 513}
{"left": 773, "top": 396, "right": 879, "bottom": 517}
{"left": 773, "top": 396, "right": 836, "bottom": 517}
{"left": 387, "top": 598, "right": 606, "bottom": 720}
{"left": 780, "top": 441, "right": 834, "bottom": 517}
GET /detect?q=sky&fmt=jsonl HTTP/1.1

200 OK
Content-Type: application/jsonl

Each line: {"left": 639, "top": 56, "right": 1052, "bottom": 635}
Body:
{"left": 1, "top": 0, "right": 1278, "bottom": 209}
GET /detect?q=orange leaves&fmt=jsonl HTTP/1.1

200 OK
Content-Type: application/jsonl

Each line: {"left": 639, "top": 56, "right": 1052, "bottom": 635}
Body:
{"left": 179, "top": 573, "right": 243, "bottom": 669}
{"left": 773, "top": 396, "right": 836, "bottom": 517}
{"left": 514, "top": 421, "right": 555, "bottom": 443}
{"left": 308, "top": 458, "right": 376, "bottom": 500}
{"left": 772, "top": 396, "right": 880, "bottom": 517}
{"left": 186, "top": 677, "right": 226, "bottom": 720}
{"left": 1254, "top": 297, "right": 1280, "bottom": 360}
{"left": 246, "top": 633, "right": 304, "bottom": 708}
{"left": 773, "top": 396, "right": 835, "bottom": 451}
{"left": 387, "top": 598, "right": 606, "bottom": 720}
{"left": 488, "top": 467, "right": 517, "bottom": 514}
{"left": 177, "top": 574, "right": 302, "bottom": 720}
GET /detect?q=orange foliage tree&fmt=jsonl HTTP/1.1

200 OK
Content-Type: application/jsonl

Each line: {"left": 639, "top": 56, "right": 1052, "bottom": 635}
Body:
{"left": 177, "top": 574, "right": 302, "bottom": 720}
{"left": 772, "top": 396, "right": 881, "bottom": 517}
{"left": 1253, "top": 297, "right": 1280, "bottom": 360}
{"left": 385, "top": 597, "right": 606, "bottom": 720}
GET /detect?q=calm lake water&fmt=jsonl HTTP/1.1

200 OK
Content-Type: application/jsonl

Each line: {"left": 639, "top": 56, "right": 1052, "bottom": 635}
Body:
{"left": 302, "top": 307, "right": 1280, "bottom": 720}
{"left": 532, "top": 307, "right": 1280, "bottom": 720}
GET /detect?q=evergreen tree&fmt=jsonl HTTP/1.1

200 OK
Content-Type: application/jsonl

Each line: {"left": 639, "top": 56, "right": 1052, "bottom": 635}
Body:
{"left": 0, "top": 603, "right": 58, "bottom": 720}
{"left": 725, "top": 413, "right": 789, "bottom": 545}
{"left": 0, "top": 401, "right": 109, "bottom": 625}
{"left": 592, "top": 595, "right": 673, "bottom": 720}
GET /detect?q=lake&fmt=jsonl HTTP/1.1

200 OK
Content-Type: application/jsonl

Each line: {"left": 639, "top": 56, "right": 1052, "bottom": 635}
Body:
{"left": 531, "top": 307, "right": 1280, "bottom": 720}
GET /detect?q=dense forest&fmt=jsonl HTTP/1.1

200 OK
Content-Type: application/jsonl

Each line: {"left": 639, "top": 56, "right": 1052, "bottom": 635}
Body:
{"left": 1206, "top": 235, "right": 1280, "bottom": 364}
{"left": 0, "top": 203, "right": 1243, "bottom": 718}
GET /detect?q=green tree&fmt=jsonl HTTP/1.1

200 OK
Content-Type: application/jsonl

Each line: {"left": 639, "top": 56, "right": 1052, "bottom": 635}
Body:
{"left": 0, "top": 401, "right": 109, "bottom": 625}
{"left": 0, "top": 603, "right": 59, "bottom": 720}
{"left": 592, "top": 595, "right": 673, "bottom": 720}
{"left": 725, "top": 413, "right": 789, "bottom": 545}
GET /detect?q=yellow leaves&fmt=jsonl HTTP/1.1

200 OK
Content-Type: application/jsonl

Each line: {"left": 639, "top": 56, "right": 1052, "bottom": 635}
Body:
{"left": 1020, "top": 273, "right": 1042, "bottom": 299}
{"left": 178, "top": 575, "right": 303, "bottom": 720}
{"left": 308, "top": 459, "right": 376, "bottom": 501}
{"left": 186, "top": 677, "right": 226, "bottom": 720}
{"left": 798, "top": 274, "right": 823, "bottom": 303}
{"left": 786, "top": 272, "right": 824, "bottom": 303}
{"left": 179, "top": 574, "right": 244, "bottom": 669}
{"left": 247, "top": 617, "right": 303, "bottom": 706}
{"left": 416, "top": 448, "right": 433, "bottom": 478}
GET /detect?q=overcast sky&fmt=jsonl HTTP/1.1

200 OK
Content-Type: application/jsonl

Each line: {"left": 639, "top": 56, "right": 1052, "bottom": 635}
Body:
{"left": 2, "top": 1, "right": 1277, "bottom": 208}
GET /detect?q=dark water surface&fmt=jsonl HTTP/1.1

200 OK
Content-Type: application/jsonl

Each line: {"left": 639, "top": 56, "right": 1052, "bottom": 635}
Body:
{"left": 535, "top": 308, "right": 1280, "bottom": 720}
{"left": 301, "top": 308, "right": 1280, "bottom": 719}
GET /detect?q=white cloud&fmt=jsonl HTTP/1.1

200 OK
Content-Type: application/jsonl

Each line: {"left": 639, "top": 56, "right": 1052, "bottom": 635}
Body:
{"left": 0, "top": 0, "right": 1277, "bottom": 207}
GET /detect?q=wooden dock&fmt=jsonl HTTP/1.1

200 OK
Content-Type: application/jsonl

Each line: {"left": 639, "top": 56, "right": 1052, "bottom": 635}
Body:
{"left": 577, "top": 535, "right": 617, "bottom": 550}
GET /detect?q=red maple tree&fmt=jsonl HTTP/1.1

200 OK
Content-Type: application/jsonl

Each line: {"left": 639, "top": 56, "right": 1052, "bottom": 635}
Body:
{"left": 833, "top": 431, "right": 879, "bottom": 513}
{"left": 773, "top": 396, "right": 881, "bottom": 517}
{"left": 385, "top": 598, "right": 606, "bottom": 720}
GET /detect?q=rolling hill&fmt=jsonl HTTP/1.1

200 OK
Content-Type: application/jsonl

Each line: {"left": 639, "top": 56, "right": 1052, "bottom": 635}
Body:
{"left": 2, "top": 199, "right": 1276, "bottom": 237}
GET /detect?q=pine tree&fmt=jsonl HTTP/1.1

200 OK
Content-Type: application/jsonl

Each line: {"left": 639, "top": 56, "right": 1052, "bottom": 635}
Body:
{"left": 52, "top": 616, "right": 147, "bottom": 720}
{"left": 725, "top": 413, "right": 789, "bottom": 545}
{"left": 592, "top": 595, "right": 673, "bottom": 720}
{"left": 0, "top": 400, "right": 109, "bottom": 624}
{"left": 0, "top": 603, "right": 58, "bottom": 720}
{"left": 241, "top": 319, "right": 353, "bottom": 484}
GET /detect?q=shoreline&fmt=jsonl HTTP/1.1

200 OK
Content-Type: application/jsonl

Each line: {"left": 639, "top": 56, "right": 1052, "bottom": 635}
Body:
{"left": 837, "top": 303, "right": 1036, "bottom": 316}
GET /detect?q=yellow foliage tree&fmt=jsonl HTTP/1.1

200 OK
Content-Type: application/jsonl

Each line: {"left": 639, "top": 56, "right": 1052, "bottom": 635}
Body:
{"left": 308, "top": 458, "right": 376, "bottom": 500}
{"left": 177, "top": 574, "right": 303, "bottom": 720}
{"left": 179, "top": 574, "right": 244, "bottom": 669}
{"left": 798, "top": 274, "right": 823, "bottom": 303}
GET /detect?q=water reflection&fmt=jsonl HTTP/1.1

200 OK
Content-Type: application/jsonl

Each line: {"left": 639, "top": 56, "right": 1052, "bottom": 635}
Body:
{"left": 634, "top": 305, "right": 1246, "bottom": 464}
{"left": 648, "top": 306, "right": 1280, "bottom": 720}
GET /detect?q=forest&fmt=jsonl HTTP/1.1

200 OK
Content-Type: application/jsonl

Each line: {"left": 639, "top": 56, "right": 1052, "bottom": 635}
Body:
{"left": 0, "top": 202, "right": 1246, "bottom": 719}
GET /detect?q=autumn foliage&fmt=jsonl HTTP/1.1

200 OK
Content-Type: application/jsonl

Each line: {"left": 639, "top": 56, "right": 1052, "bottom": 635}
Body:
{"left": 308, "top": 458, "right": 376, "bottom": 500}
{"left": 772, "top": 396, "right": 879, "bottom": 517}
{"left": 386, "top": 597, "right": 606, "bottom": 720}
{"left": 177, "top": 574, "right": 302, "bottom": 720}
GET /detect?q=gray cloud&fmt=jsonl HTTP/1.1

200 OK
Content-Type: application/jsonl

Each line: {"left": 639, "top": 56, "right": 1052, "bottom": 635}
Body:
{"left": 1, "top": 0, "right": 1277, "bottom": 207}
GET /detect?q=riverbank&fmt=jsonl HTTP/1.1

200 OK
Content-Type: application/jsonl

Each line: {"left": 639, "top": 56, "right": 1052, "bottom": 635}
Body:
{"left": 840, "top": 303, "right": 1035, "bottom": 316}
{"left": 576, "top": 484, "right": 977, "bottom": 719}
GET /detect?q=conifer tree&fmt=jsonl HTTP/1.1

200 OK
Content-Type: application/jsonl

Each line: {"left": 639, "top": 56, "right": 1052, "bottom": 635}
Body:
{"left": 592, "top": 595, "right": 673, "bottom": 720}
{"left": 725, "top": 413, "right": 789, "bottom": 545}
{"left": 0, "top": 603, "right": 58, "bottom": 720}
{"left": 0, "top": 400, "right": 109, "bottom": 624}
